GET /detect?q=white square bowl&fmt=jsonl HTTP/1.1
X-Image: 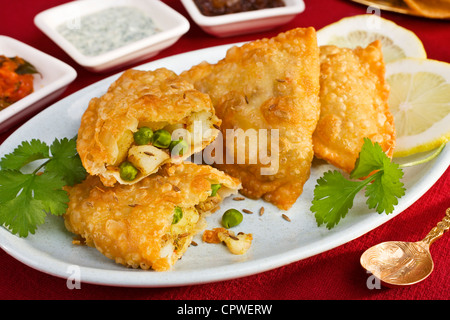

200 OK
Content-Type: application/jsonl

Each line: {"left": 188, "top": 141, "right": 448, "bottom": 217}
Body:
{"left": 181, "top": 0, "right": 305, "bottom": 37}
{"left": 34, "top": 0, "right": 190, "bottom": 73}
{"left": 0, "top": 36, "right": 77, "bottom": 133}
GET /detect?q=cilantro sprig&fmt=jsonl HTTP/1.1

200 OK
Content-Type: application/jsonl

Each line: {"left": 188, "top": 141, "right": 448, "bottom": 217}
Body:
{"left": 0, "top": 137, "right": 86, "bottom": 237}
{"left": 311, "top": 138, "right": 445, "bottom": 229}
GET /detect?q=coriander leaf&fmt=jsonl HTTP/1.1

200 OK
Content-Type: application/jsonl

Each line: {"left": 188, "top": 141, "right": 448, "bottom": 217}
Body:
{"left": 0, "top": 170, "right": 68, "bottom": 237}
{"left": 350, "top": 138, "right": 385, "bottom": 179}
{"left": 311, "top": 139, "right": 408, "bottom": 229}
{"left": 0, "top": 169, "right": 34, "bottom": 202}
{"left": 311, "top": 170, "right": 369, "bottom": 229}
{"left": 32, "top": 172, "right": 69, "bottom": 215}
{"left": 365, "top": 158, "right": 405, "bottom": 214}
{"left": 45, "top": 137, "right": 86, "bottom": 186}
{"left": 10, "top": 57, "right": 40, "bottom": 75}
{"left": 0, "top": 196, "right": 47, "bottom": 237}
{"left": 0, "top": 139, "right": 49, "bottom": 171}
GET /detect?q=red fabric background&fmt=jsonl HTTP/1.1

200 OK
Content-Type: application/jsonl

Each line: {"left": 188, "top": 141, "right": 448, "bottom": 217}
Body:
{"left": 0, "top": 0, "right": 449, "bottom": 300}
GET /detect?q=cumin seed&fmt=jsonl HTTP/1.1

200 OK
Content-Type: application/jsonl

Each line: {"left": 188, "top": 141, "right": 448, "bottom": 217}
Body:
{"left": 229, "top": 234, "right": 239, "bottom": 241}
{"left": 242, "top": 209, "right": 253, "bottom": 214}
{"left": 282, "top": 214, "right": 291, "bottom": 222}
{"left": 95, "top": 186, "right": 105, "bottom": 192}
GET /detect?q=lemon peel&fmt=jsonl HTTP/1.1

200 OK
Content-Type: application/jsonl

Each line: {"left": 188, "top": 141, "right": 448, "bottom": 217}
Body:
{"left": 317, "top": 14, "right": 427, "bottom": 63}
{"left": 385, "top": 58, "right": 450, "bottom": 157}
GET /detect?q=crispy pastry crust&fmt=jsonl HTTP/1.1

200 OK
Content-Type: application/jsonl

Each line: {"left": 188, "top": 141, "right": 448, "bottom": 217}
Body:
{"left": 313, "top": 40, "right": 395, "bottom": 173}
{"left": 64, "top": 162, "right": 241, "bottom": 271}
{"left": 181, "top": 27, "right": 321, "bottom": 210}
{"left": 77, "top": 68, "right": 220, "bottom": 186}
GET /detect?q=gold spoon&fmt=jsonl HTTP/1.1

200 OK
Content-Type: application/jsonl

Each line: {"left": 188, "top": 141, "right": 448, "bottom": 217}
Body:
{"left": 361, "top": 208, "right": 450, "bottom": 287}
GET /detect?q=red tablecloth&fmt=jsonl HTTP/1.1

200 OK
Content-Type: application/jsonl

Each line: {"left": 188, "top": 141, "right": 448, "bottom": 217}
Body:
{"left": 0, "top": 0, "right": 448, "bottom": 300}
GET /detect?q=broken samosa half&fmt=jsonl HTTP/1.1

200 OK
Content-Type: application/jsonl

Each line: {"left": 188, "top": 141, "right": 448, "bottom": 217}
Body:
{"left": 180, "top": 27, "right": 321, "bottom": 210}
{"left": 77, "top": 68, "right": 221, "bottom": 187}
{"left": 63, "top": 162, "right": 241, "bottom": 271}
{"left": 313, "top": 40, "right": 395, "bottom": 174}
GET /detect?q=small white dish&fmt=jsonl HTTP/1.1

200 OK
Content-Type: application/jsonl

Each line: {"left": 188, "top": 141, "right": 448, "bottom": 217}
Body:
{"left": 0, "top": 36, "right": 76, "bottom": 133}
{"left": 181, "top": 0, "right": 305, "bottom": 37}
{"left": 34, "top": 0, "right": 190, "bottom": 72}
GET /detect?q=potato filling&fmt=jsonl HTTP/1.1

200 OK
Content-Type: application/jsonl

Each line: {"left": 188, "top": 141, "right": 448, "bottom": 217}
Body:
{"left": 115, "top": 111, "right": 217, "bottom": 182}
{"left": 159, "top": 182, "right": 229, "bottom": 259}
{"left": 160, "top": 206, "right": 200, "bottom": 258}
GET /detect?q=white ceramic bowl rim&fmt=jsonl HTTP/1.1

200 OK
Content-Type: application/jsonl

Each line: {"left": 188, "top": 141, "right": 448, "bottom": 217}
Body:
{"left": 34, "top": 0, "right": 190, "bottom": 68}
{"left": 0, "top": 36, "right": 76, "bottom": 129}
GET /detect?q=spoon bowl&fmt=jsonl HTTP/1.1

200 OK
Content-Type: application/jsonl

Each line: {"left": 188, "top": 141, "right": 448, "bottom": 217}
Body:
{"left": 361, "top": 208, "right": 450, "bottom": 287}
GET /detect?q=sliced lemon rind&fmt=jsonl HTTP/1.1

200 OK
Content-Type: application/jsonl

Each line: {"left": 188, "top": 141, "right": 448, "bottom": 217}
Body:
{"left": 386, "top": 58, "right": 450, "bottom": 79}
{"left": 317, "top": 14, "right": 427, "bottom": 62}
{"left": 386, "top": 58, "right": 450, "bottom": 157}
{"left": 394, "top": 135, "right": 449, "bottom": 158}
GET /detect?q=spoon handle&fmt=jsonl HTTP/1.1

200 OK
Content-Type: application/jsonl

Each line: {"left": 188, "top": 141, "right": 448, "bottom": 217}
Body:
{"left": 421, "top": 208, "right": 450, "bottom": 246}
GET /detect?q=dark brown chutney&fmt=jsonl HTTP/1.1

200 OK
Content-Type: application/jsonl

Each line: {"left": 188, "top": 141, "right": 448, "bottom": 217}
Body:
{"left": 193, "top": 0, "right": 286, "bottom": 16}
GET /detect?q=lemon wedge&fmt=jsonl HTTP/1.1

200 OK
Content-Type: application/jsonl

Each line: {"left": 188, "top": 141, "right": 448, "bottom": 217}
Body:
{"left": 385, "top": 58, "right": 450, "bottom": 157}
{"left": 317, "top": 14, "right": 427, "bottom": 63}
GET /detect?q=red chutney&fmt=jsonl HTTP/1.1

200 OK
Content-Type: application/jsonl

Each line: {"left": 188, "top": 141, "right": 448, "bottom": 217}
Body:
{"left": 0, "top": 56, "right": 35, "bottom": 110}
{"left": 194, "top": 0, "right": 286, "bottom": 16}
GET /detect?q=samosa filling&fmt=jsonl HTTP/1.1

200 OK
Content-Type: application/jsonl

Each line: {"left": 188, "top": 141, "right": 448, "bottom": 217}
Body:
{"left": 159, "top": 183, "right": 225, "bottom": 259}
{"left": 112, "top": 111, "right": 217, "bottom": 183}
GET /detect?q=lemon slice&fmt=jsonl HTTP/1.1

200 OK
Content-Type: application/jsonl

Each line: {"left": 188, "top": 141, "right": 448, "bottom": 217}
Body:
{"left": 385, "top": 58, "right": 450, "bottom": 157}
{"left": 317, "top": 14, "right": 427, "bottom": 63}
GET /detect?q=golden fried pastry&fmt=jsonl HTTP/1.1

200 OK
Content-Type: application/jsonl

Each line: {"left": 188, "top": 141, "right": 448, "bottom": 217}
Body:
{"left": 181, "top": 27, "right": 321, "bottom": 210}
{"left": 77, "top": 68, "right": 221, "bottom": 187}
{"left": 313, "top": 40, "right": 395, "bottom": 174}
{"left": 64, "top": 162, "right": 241, "bottom": 271}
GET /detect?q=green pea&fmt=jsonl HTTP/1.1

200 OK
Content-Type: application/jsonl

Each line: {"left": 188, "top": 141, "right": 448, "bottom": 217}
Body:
{"left": 222, "top": 209, "right": 243, "bottom": 229}
{"left": 119, "top": 161, "right": 138, "bottom": 181}
{"left": 151, "top": 129, "right": 171, "bottom": 148}
{"left": 210, "top": 184, "right": 221, "bottom": 197}
{"left": 133, "top": 127, "right": 153, "bottom": 145}
{"left": 169, "top": 139, "right": 189, "bottom": 157}
{"left": 172, "top": 206, "right": 183, "bottom": 224}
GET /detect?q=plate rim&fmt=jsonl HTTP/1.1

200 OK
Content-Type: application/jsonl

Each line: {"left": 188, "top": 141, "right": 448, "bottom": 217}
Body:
{"left": 0, "top": 43, "right": 448, "bottom": 287}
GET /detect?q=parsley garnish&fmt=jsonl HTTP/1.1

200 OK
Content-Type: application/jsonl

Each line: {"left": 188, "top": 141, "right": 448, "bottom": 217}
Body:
{"left": 311, "top": 138, "right": 445, "bottom": 229}
{"left": 0, "top": 137, "right": 86, "bottom": 237}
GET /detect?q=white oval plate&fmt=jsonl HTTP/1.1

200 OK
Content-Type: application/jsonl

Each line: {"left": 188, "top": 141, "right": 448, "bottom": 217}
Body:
{"left": 0, "top": 43, "right": 448, "bottom": 287}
